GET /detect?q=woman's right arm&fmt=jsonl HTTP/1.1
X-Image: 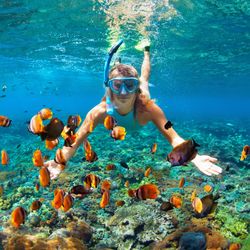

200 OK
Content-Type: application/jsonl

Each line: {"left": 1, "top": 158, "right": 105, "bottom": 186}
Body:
{"left": 139, "top": 48, "right": 151, "bottom": 99}
{"left": 44, "top": 101, "right": 107, "bottom": 179}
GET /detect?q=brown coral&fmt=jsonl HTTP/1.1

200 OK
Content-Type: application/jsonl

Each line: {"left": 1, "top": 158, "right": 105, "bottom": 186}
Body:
{"left": 150, "top": 223, "right": 229, "bottom": 250}
{"left": 66, "top": 221, "right": 93, "bottom": 243}
{"left": 3, "top": 235, "right": 88, "bottom": 250}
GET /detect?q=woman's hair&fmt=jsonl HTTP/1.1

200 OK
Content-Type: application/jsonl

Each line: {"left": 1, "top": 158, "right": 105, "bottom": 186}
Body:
{"left": 109, "top": 64, "right": 139, "bottom": 79}
{"left": 102, "top": 63, "right": 153, "bottom": 119}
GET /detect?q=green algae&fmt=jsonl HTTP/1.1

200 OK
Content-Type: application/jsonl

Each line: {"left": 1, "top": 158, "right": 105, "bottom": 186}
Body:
{"left": 215, "top": 207, "right": 248, "bottom": 242}
{"left": 242, "top": 233, "right": 250, "bottom": 250}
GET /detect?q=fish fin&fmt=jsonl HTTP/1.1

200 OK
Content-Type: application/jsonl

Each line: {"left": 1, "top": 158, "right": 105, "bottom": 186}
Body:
{"left": 213, "top": 192, "right": 220, "bottom": 201}
{"left": 40, "top": 132, "right": 48, "bottom": 141}
{"left": 27, "top": 124, "right": 36, "bottom": 134}
{"left": 192, "top": 138, "right": 200, "bottom": 147}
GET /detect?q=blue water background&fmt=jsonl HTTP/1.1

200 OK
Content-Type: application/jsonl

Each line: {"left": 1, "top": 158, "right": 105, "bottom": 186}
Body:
{"left": 0, "top": 0, "right": 249, "bottom": 123}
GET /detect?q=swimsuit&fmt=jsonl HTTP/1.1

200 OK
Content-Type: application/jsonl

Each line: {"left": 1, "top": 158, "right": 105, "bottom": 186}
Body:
{"left": 111, "top": 108, "right": 142, "bottom": 131}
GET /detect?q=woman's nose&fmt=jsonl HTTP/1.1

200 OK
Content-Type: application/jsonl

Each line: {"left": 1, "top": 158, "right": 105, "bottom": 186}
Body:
{"left": 120, "top": 85, "right": 128, "bottom": 95}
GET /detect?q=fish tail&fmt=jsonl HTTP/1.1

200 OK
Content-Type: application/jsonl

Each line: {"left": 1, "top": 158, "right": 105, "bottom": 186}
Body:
{"left": 51, "top": 201, "right": 55, "bottom": 208}
{"left": 128, "top": 189, "right": 136, "bottom": 197}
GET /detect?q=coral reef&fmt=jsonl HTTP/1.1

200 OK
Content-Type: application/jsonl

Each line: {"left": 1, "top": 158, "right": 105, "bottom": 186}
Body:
{"left": 0, "top": 120, "right": 249, "bottom": 248}
{"left": 103, "top": 202, "right": 175, "bottom": 249}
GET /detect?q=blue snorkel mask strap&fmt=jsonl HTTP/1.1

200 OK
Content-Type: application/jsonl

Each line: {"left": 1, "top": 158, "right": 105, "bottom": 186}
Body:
{"left": 103, "top": 39, "right": 124, "bottom": 115}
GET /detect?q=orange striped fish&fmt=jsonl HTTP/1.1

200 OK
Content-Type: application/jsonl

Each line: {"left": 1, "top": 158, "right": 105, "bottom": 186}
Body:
{"left": 229, "top": 243, "right": 241, "bottom": 250}
{"left": 124, "top": 180, "right": 130, "bottom": 188}
{"left": 30, "top": 199, "right": 43, "bottom": 211}
{"left": 111, "top": 126, "right": 126, "bottom": 140}
{"left": 192, "top": 197, "right": 203, "bottom": 213}
{"left": 178, "top": 177, "right": 185, "bottom": 188}
{"left": 39, "top": 108, "right": 53, "bottom": 120}
{"left": 84, "top": 174, "right": 100, "bottom": 189}
{"left": 151, "top": 143, "right": 157, "bottom": 154}
{"left": 104, "top": 115, "right": 117, "bottom": 130}
{"left": 39, "top": 167, "right": 50, "bottom": 187}
{"left": 204, "top": 184, "right": 213, "bottom": 193}
{"left": 240, "top": 145, "right": 250, "bottom": 161}
{"left": 1, "top": 150, "right": 9, "bottom": 165}
{"left": 0, "top": 115, "right": 11, "bottom": 127}
{"left": 62, "top": 194, "right": 74, "bottom": 212}
{"left": 32, "top": 149, "right": 44, "bottom": 167}
{"left": 128, "top": 184, "right": 160, "bottom": 200}
{"left": 144, "top": 167, "right": 151, "bottom": 177}
{"left": 11, "top": 207, "right": 27, "bottom": 228}
{"left": 169, "top": 195, "right": 182, "bottom": 208}
{"left": 51, "top": 189, "right": 65, "bottom": 210}
{"left": 115, "top": 200, "right": 125, "bottom": 207}
{"left": 101, "top": 180, "right": 111, "bottom": 193}
{"left": 28, "top": 113, "right": 44, "bottom": 134}
{"left": 100, "top": 190, "right": 110, "bottom": 208}
{"left": 106, "top": 164, "right": 116, "bottom": 171}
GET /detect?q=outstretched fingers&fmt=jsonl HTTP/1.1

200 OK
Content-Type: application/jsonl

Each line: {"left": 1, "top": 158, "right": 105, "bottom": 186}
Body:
{"left": 208, "top": 156, "right": 218, "bottom": 163}
{"left": 203, "top": 163, "right": 222, "bottom": 176}
{"left": 211, "top": 164, "right": 222, "bottom": 174}
{"left": 201, "top": 168, "right": 212, "bottom": 176}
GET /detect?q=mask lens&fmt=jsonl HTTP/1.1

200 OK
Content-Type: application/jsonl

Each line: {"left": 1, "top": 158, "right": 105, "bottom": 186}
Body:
{"left": 124, "top": 79, "right": 136, "bottom": 91}
{"left": 112, "top": 80, "right": 122, "bottom": 91}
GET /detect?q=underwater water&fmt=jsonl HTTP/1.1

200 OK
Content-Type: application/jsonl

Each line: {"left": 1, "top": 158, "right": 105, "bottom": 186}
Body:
{"left": 0, "top": 0, "right": 250, "bottom": 249}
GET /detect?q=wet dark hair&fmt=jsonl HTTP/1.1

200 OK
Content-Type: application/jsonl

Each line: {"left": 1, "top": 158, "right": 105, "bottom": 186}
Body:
{"left": 109, "top": 64, "right": 139, "bottom": 79}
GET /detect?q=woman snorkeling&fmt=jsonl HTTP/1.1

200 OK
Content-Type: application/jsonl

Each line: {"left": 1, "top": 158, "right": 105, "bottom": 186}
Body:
{"left": 45, "top": 40, "right": 222, "bottom": 179}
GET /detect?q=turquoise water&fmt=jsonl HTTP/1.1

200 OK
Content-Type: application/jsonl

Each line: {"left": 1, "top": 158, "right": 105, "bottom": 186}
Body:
{"left": 0, "top": 1, "right": 250, "bottom": 249}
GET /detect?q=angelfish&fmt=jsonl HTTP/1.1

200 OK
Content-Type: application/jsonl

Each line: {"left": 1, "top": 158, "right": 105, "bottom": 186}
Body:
{"left": 167, "top": 139, "right": 200, "bottom": 166}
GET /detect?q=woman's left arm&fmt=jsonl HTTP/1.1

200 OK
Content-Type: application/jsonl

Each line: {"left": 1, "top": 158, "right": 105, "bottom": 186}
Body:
{"left": 150, "top": 103, "right": 222, "bottom": 176}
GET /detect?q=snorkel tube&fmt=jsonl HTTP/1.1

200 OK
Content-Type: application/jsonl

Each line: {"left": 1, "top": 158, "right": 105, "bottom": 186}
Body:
{"left": 104, "top": 39, "right": 124, "bottom": 115}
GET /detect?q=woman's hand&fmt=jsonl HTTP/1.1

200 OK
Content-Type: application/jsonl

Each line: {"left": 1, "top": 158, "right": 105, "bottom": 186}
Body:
{"left": 43, "top": 160, "right": 64, "bottom": 180}
{"left": 191, "top": 154, "right": 222, "bottom": 176}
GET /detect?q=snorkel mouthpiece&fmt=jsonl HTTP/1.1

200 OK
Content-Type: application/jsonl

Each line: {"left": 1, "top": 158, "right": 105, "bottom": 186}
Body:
{"left": 104, "top": 39, "right": 124, "bottom": 115}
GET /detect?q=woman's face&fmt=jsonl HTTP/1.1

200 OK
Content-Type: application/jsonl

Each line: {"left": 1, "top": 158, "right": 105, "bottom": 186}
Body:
{"left": 109, "top": 71, "right": 138, "bottom": 108}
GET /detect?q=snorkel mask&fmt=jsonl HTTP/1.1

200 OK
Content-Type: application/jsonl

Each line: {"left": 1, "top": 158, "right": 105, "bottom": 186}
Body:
{"left": 103, "top": 39, "right": 123, "bottom": 115}
{"left": 108, "top": 77, "right": 139, "bottom": 95}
